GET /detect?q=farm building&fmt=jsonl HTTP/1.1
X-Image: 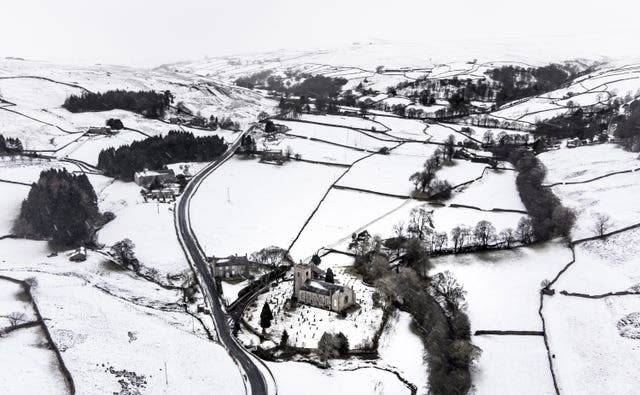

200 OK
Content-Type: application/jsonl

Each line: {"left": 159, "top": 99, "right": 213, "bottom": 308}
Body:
{"left": 134, "top": 169, "right": 177, "bottom": 187}
{"left": 209, "top": 255, "right": 264, "bottom": 279}
{"left": 293, "top": 263, "right": 355, "bottom": 312}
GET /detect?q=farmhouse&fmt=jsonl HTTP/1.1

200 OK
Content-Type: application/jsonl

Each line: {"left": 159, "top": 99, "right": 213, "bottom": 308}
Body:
{"left": 209, "top": 254, "right": 263, "bottom": 279}
{"left": 260, "top": 149, "right": 286, "bottom": 165}
{"left": 293, "top": 264, "right": 355, "bottom": 312}
{"left": 133, "top": 168, "right": 176, "bottom": 187}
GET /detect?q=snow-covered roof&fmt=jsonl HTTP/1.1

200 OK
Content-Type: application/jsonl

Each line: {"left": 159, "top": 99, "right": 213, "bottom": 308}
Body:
{"left": 301, "top": 279, "right": 345, "bottom": 296}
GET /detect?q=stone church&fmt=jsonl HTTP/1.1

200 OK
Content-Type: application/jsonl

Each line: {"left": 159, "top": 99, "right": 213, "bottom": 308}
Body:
{"left": 293, "top": 263, "right": 355, "bottom": 312}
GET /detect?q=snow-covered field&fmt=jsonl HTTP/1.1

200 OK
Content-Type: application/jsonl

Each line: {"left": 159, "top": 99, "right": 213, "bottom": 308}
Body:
{"left": 373, "top": 116, "right": 429, "bottom": 142}
{"left": 277, "top": 120, "right": 392, "bottom": 152}
{"left": 378, "top": 311, "right": 429, "bottom": 395}
{"left": 539, "top": 144, "right": 640, "bottom": 184}
{"left": 5, "top": 47, "right": 640, "bottom": 395}
{"left": 268, "top": 360, "right": 411, "bottom": 395}
{"left": 0, "top": 325, "right": 68, "bottom": 394}
{"left": 336, "top": 144, "right": 437, "bottom": 196}
{"left": 191, "top": 157, "right": 343, "bottom": 258}
{"left": 554, "top": 228, "right": 640, "bottom": 294}
{"left": 0, "top": 278, "right": 35, "bottom": 328}
{"left": 471, "top": 335, "right": 555, "bottom": 395}
{"left": 289, "top": 189, "right": 411, "bottom": 260}
{"left": 436, "top": 160, "right": 488, "bottom": 187}
{"left": 544, "top": 295, "right": 640, "bottom": 395}
{"left": 297, "top": 113, "right": 384, "bottom": 131}
{"left": 552, "top": 171, "right": 640, "bottom": 239}
{"left": 262, "top": 134, "right": 368, "bottom": 166}
{"left": 430, "top": 241, "right": 572, "bottom": 331}
{"left": 449, "top": 169, "right": 525, "bottom": 211}
{"left": 0, "top": 239, "right": 240, "bottom": 395}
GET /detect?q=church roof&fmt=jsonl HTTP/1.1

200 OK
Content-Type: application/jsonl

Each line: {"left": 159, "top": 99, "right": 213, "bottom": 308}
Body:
{"left": 300, "top": 279, "right": 345, "bottom": 296}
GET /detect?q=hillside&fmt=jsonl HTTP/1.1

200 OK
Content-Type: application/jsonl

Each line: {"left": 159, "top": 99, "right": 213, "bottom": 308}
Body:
{"left": 1, "top": 48, "right": 639, "bottom": 395}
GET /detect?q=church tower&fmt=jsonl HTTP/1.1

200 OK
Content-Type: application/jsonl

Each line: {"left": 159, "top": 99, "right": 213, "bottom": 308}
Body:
{"left": 293, "top": 263, "right": 312, "bottom": 296}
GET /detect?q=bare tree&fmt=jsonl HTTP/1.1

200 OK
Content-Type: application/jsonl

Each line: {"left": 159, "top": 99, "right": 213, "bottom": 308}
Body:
{"left": 444, "top": 134, "right": 456, "bottom": 161}
{"left": 429, "top": 271, "right": 467, "bottom": 318}
{"left": 408, "top": 206, "right": 433, "bottom": 239}
{"left": 499, "top": 227, "right": 516, "bottom": 248}
{"left": 473, "top": 220, "right": 497, "bottom": 248}
{"left": 393, "top": 221, "right": 406, "bottom": 239}
{"left": 593, "top": 213, "right": 612, "bottom": 236}
{"left": 482, "top": 130, "right": 494, "bottom": 146}
{"left": 516, "top": 217, "right": 534, "bottom": 244}
{"left": 432, "top": 232, "right": 448, "bottom": 252}
{"left": 450, "top": 225, "right": 470, "bottom": 252}
{"left": 7, "top": 311, "right": 26, "bottom": 327}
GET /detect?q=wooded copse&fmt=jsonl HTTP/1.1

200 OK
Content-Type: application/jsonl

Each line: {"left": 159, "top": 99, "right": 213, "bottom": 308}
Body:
{"left": 97, "top": 131, "right": 227, "bottom": 180}
{"left": 63, "top": 89, "right": 173, "bottom": 118}
{"left": 13, "top": 169, "right": 107, "bottom": 247}
{"left": 488, "top": 63, "right": 576, "bottom": 107}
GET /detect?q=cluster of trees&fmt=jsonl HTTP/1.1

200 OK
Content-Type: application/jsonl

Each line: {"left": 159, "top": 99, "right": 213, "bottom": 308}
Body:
{"left": 349, "top": 231, "right": 392, "bottom": 283}
{"left": 97, "top": 131, "right": 227, "bottom": 180}
{"left": 613, "top": 99, "right": 640, "bottom": 151}
{"left": 106, "top": 118, "right": 124, "bottom": 130}
{"left": 396, "top": 77, "right": 495, "bottom": 103}
{"left": 235, "top": 70, "right": 274, "bottom": 89}
{"left": 510, "top": 150, "right": 575, "bottom": 241}
{"left": 63, "top": 90, "right": 173, "bottom": 118}
{"left": 534, "top": 107, "right": 612, "bottom": 140}
{"left": 488, "top": 64, "right": 574, "bottom": 107}
{"left": 14, "top": 169, "right": 105, "bottom": 247}
{"left": 250, "top": 246, "right": 292, "bottom": 267}
{"left": 236, "top": 69, "right": 347, "bottom": 99}
{"left": 0, "top": 134, "right": 23, "bottom": 153}
{"left": 409, "top": 138, "right": 455, "bottom": 198}
{"left": 349, "top": 229, "right": 477, "bottom": 393}
{"left": 377, "top": 266, "right": 476, "bottom": 395}
{"left": 318, "top": 331, "right": 349, "bottom": 364}
{"left": 290, "top": 75, "right": 347, "bottom": 98}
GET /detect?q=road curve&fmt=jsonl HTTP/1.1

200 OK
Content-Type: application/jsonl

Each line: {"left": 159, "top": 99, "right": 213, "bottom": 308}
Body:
{"left": 175, "top": 126, "right": 270, "bottom": 395}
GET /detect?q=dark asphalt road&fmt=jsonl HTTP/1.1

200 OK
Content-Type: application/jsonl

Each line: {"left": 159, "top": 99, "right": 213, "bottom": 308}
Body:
{"left": 175, "top": 128, "right": 269, "bottom": 395}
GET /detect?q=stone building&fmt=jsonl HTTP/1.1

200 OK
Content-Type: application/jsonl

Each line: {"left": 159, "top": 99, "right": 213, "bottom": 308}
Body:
{"left": 209, "top": 255, "right": 262, "bottom": 279}
{"left": 293, "top": 264, "right": 355, "bottom": 313}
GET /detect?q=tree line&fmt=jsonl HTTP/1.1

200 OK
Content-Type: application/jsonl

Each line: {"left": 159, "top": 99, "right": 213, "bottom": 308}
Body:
{"left": 13, "top": 169, "right": 107, "bottom": 247}
{"left": 510, "top": 150, "right": 575, "bottom": 241}
{"left": 63, "top": 90, "right": 174, "bottom": 118}
{"left": 97, "top": 131, "right": 227, "bottom": 180}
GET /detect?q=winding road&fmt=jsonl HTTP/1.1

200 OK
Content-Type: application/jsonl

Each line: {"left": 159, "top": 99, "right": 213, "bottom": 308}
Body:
{"left": 174, "top": 125, "right": 271, "bottom": 395}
